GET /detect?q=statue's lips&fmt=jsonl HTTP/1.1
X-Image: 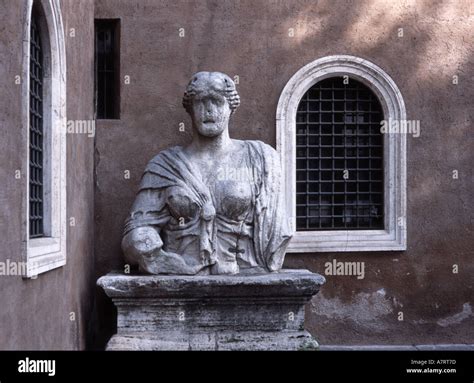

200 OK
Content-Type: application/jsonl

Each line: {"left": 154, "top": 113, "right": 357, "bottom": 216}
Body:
{"left": 203, "top": 120, "right": 216, "bottom": 123}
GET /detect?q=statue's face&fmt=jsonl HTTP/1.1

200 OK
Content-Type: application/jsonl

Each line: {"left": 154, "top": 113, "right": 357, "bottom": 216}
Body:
{"left": 190, "top": 92, "right": 231, "bottom": 137}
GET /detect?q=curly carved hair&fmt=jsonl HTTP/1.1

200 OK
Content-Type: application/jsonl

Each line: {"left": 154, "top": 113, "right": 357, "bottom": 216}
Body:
{"left": 182, "top": 72, "right": 240, "bottom": 114}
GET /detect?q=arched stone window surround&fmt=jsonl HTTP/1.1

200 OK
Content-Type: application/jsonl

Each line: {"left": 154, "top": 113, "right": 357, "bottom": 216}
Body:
{"left": 276, "top": 55, "right": 407, "bottom": 252}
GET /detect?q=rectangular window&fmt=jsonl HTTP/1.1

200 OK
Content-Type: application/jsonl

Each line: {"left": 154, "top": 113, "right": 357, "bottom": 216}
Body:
{"left": 95, "top": 19, "right": 120, "bottom": 119}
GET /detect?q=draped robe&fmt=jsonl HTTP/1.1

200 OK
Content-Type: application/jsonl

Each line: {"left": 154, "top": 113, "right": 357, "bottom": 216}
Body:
{"left": 123, "top": 140, "right": 292, "bottom": 274}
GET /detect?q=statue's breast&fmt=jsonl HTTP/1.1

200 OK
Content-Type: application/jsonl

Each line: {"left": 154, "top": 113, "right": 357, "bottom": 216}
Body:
{"left": 215, "top": 180, "right": 254, "bottom": 221}
{"left": 165, "top": 180, "right": 254, "bottom": 224}
{"left": 166, "top": 188, "right": 200, "bottom": 222}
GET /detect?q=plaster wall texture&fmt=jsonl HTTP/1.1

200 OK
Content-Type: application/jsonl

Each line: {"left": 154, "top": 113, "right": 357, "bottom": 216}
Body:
{"left": 0, "top": 0, "right": 95, "bottom": 349}
{"left": 93, "top": 0, "right": 473, "bottom": 347}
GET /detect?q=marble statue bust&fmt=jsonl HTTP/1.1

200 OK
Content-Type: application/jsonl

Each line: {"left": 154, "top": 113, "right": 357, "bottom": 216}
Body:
{"left": 122, "top": 71, "right": 292, "bottom": 275}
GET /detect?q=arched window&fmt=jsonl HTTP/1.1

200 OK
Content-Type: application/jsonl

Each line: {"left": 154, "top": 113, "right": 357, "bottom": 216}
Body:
{"left": 277, "top": 56, "right": 406, "bottom": 252}
{"left": 22, "top": 0, "right": 67, "bottom": 277}
{"left": 296, "top": 77, "right": 384, "bottom": 230}
{"left": 29, "top": 7, "right": 44, "bottom": 238}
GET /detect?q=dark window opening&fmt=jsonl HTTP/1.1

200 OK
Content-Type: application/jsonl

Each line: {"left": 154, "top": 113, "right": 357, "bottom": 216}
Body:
{"left": 296, "top": 77, "right": 384, "bottom": 230}
{"left": 95, "top": 19, "right": 120, "bottom": 119}
{"left": 29, "top": 10, "right": 44, "bottom": 238}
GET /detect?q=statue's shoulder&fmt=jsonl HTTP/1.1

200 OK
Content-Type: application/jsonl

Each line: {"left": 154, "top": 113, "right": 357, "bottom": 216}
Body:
{"left": 241, "top": 139, "right": 279, "bottom": 161}
{"left": 239, "top": 139, "right": 275, "bottom": 153}
{"left": 147, "top": 145, "right": 183, "bottom": 165}
{"left": 143, "top": 146, "right": 184, "bottom": 174}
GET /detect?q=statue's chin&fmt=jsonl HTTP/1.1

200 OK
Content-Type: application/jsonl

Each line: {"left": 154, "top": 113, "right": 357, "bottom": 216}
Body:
{"left": 197, "top": 124, "right": 224, "bottom": 137}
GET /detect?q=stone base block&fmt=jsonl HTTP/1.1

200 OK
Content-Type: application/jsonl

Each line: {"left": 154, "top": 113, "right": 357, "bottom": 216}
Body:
{"left": 98, "top": 269, "right": 325, "bottom": 351}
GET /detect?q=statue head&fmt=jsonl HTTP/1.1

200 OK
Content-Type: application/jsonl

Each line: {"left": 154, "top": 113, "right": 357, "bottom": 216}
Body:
{"left": 183, "top": 72, "right": 240, "bottom": 138}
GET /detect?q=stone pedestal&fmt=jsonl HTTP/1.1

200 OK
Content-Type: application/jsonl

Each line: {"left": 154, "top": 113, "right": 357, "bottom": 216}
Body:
{"left": 98, "top": 269, "right": 325, "bottom": 351}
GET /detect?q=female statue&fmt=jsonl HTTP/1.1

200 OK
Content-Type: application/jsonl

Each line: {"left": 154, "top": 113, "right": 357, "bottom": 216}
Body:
{"left": 122, "top": 72, "right": 292, "bottom": 275}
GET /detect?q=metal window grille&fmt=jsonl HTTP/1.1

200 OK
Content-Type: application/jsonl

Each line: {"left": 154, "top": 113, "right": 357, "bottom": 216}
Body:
{"left": 95, "top": 20, "right": 119, "bottom": 119}
{"left": 296, "top": 77, "right": 384, "bottom": 230}
{"left": 29, "top": 14, "right": 44, "bottom": 238}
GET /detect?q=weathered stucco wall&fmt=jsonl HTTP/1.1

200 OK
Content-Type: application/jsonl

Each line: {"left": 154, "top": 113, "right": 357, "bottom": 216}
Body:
{"left": 92, "top": 0, "right": 474, "bottom": 347}
{"left": 0, "top": 0, "right": 95, "bottom": 349}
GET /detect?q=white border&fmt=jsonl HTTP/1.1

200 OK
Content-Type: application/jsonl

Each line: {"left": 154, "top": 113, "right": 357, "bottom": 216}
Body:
{"left": 21, "top": 0, "right": 67, "bottom": 277}
{"left": 276, "top": 55, "right": 406, "bottom": 252}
